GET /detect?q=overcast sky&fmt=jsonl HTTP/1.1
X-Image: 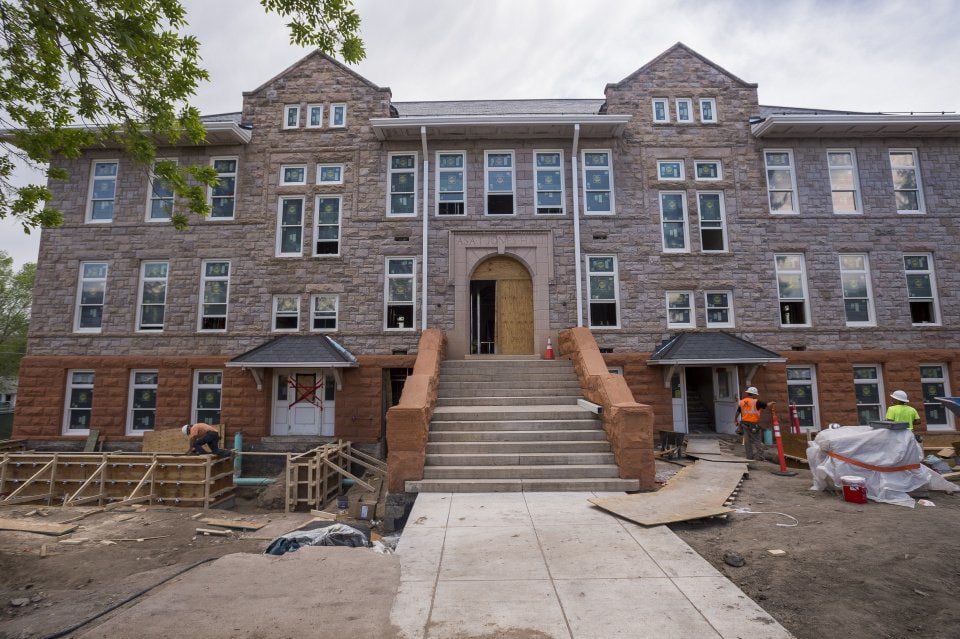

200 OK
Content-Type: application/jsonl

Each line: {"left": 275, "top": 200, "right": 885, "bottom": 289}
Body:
{"left": 2, "top": 0, "right": 959, "bottom": 267}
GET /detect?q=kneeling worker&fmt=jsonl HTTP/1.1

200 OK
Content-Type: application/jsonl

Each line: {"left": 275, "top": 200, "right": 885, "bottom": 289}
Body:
{"left": 885, "top": 390, "right": 921, "bottom": 431}
{"left": 182, "top": 423, "right": 231, "bottom": 458}
{"left": 736, "top": 386, "right": 775, "bottom": 461}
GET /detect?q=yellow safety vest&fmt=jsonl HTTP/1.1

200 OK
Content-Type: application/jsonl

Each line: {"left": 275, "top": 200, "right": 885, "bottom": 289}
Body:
{"left": 739, "top": 397, "right": 761, "bottom": 423}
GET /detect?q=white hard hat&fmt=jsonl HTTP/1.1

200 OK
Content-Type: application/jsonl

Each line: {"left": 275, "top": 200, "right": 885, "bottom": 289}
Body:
{"left": 890, "top": 390, "right": 909, "bottom": 403}
{"left": 745, "top": 387, "right": 759, "bottom": 396}
{"left": 182, "top": 424, "right": 190, "bottom": 435}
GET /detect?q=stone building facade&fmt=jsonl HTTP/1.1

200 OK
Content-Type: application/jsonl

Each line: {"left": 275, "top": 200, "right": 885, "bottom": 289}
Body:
{"left": 13, "top": 43, "right": 960, "bottom": 446}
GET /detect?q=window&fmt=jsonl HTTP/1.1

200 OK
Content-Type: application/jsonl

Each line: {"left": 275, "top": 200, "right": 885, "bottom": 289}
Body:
{"left": 208, "top": 157, "right": 238, "bottom": 219}
{"left": 659, "top": 192, "right": 689, "bottom": 252}
{"left": 63, "top": 371, "right": 95, "bottom": 434}
{"left": 199, "top": 260, "right": 230, "bottom": 331}
{"left": 608, "top": 366, "right": 624, "bottom": 375}
{"left": 147, "top": 159, "right": 176, "bottom": 221}
{"left": 75, "top": 262, "right": 108, "bottom": 332}
{"left": 775, "top": 254, "right": 810, "bottom": 326}
{"left": 697, "top": 191, "right": 727, "bottom": 252}
{"left": 764, "top": 150, "right": 798, "bottom": 214}
{"left": 137, "top": 261, "right": 169, "bottom": 331}
{"left": 787, "top": 366, "right": 819, "bottom": 429}
{"left": 330, "top": 103, "right": 346, "bottom": 128}
{"left": 485, "top": 151, "right": 515, "bottom": 215}
{"left": 839, "top": 254, "right": 875, "bottom": 326}
{"left": 827, "top": 150, "right": 861, "bottom": 214}
{"left": 273, "top": 295, "right": 300, "bottom": 332}
{"left": 586, "top": 256, "right": 619, "bottom": 328}
{"left": 704, "top": 291, "right": 734, "bottom": 328}
{"left": 920, "top": 364, "right": 952, "bottom": 429}
{"left": 317, "top": 164, "right": 344, "bottom": 185}
{"left": 314, "top": 196, "right": 340, "bottom": 256}
{"left": 385, "top": 257, "right": 416, "bottom": 330}
{"left": 652, "top": 98, "right": 669, "bottom": 123}
{"left": 853, "top": 366, "right": 884, "bottom": 425}
{"left": 86, "top": 160, "right": 118, "bottom": 222}
{"left": 666, "top": 291, "right": 694, "bottom": 328}
{"left": 582, "top": 150, "right": 614, "bottom": 215}
{"left": 699, "top": 98, "right": 717, "bottom": 123}
{"left": 889, "top": 149, "right": 924, "bottom": 213}
{"left": 127, "top": 371, "right": 158, "bottom": 434}
{"left": 192, "top": 371, "right": 222, "bottom": 425}
{"left": 388, "top": 153, "right": 417, "bottom": 217}
{"left": 534, "top": 151, "right": 564, "bottom": 214}
{"left": 657, "top": 160, "right": 684, "bottom": 181}
{"left": 311, "top": 294, "right": 338, "bottom": 331}
{"left": 276, "top": 196, "right": 305, "bottom": 257}
{"left": 307, "top": 104, "right": 324, "bottom": 128}
{"left": 694, "top": 160, "right": 722, "bottom": 181}
{"left": 280, "top": 164, "right": 307, "bottom": 186}
{"left": 676, "top": 98, "right": 693, "bottom": 123}
{"left": 903, "top": 254, "right": 940, "bottom": 325}
{"left": 436, "top": 152, "right": 466, "bottom": 216}
{"left": 283, "top": 104, "right": 300, "bottom": 129}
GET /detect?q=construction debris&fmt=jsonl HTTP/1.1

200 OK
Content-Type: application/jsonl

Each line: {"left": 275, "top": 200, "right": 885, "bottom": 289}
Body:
{"left": 198, "top": 518, "right": 266, "bottom": 531}
{"left": 195, "top": 527, "right": 231, "bottom": 537}
{"left": 0, "top": 518, "right": 78, "bottom": 536}
{"left": 767, "top": 549, "right": 787, "bottom": 556}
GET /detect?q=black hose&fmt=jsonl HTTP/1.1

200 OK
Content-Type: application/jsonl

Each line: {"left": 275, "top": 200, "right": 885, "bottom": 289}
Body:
{"left": 41, "top": 557, "right": 218, "bottom": 639}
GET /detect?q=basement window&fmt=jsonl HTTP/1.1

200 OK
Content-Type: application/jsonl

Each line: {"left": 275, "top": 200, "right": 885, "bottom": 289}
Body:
{"left": 485, "top": 151, "right": 515, "bottom": 215}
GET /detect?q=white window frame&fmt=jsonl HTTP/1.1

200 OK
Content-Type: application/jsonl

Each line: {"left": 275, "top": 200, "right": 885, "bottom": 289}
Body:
{"left": 658, "top": 191, "right": 690, "bottom": 253}
{"left": 699, "top": 98, "right": 717, "bottom": 123}
{"left": 581, "top": 150, "right": 615, "bottom": 216}
{"left": 827, "top": 149, "right": 862, "bottom": 214}
{"left": 838, "top": 254, "right": 875, "bottom": 327}
{"left": 666, "top": 291, "right": 695, "bottom": 329}
{"left": 279, "top": 164, "right": 307, "bottom": 186}
{"left": 920, "top": 364, "right": 953, "bottom": 430}
{"left": 484, "top": 150, "right": 516, "bottom": 216}
{"left": 889, "top": 148, "right": 925, "bottom": 214}
{"left": 384, "top": 257, "right": 417, "bottom": 331}
{"left": 774, "top": 254, "right": 811, "bottom": 328}
{"left": 652, "top": 98, "right": 669, "bottom": 123}
{"left": 787, "top": 366, "right": 820, "bottom": 431}
{"left": 608, "top": 366, "right": 624, "bottom": 375}
{"left": 86, "top": 159, "right": 118, "bottom": 223}
{"left": 74, "top": 261, "right": 108, "bottom": 333}
{"left": 763, "top": 149, "right": 799, "bottom": 215}
{"left": 675, "top": 98, "right": 693, "bottom": 123}
{"left": 63, "top": 370, "right": 95, "bottom": 435}
{"left": 275, "top": 196, "right": 305, "bottom": 257}
{"left": 207, "top": 156, "right": 238, "bottom": 221}
{"left": 198, "top": 260, "right": 230, "bottom": 333}
{"left": 192, "top": 370, "right": 223, "bottom": 425}
{"left": 313, "top": 195, "right": 341, "bottom": 257}
{"left": 694, "top": 160, "right": 722, "bottom": 181}
{"left": 657, "top": 160, "right": 685, "bottom": 182}
{"left": 329, "top": 103, "right": 347, "bottom": 128}
{"left": 533, "top": 150, "right": 565, "bottom": 215}
{"left": 903, "top": 253, "right": 941, "bottom": 326}
{"left": 306, "top": 104, "right": 324, "bottom": 129}
{"left": 585, "top": 255, "right": 620, "bottom": 329}
{"left": 704, "top": 290, "right": 735, "bottom": 328}
{"left": 317, "top": 163, "right": 344, "bottom": 185}
{"left": 435, "top": 151, "right": 467, "bottom": 216}
{"left": 283, "top": 104, "right": 300, "bottom": 129}
{"left": 310, "top": 294, "right": 339, "bottom": 332}
{"left": 853, "top": 365, "right": 885, "bottom": 426}
{"left": 126, "top": 370, "right": 159, "bottom": 436}
{"left": 387, "top": 152, "right": 418, "bottom": 218}
{"left": 696, "top": 191, "right": 728, "bottom": 253}
{"left": 272, "top": 295, "right": 301, "bottom": 333}
{"left": 146, "top": 158, "right": 177, "bottom": 222}
{"left": 136, "top": 261, "right": 169, "bottom": 332}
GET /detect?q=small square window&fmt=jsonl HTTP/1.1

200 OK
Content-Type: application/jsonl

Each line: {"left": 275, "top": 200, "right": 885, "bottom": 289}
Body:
{"left": 666, "top": 291, "right": 695, "bottom": 328}
{"left": 694, "top": 160, "right": 722, "bottom": 181}
{"left": 317, "top": 164, "right": 344, "bottom": 185}
{"left": 657, "top": 160, "right": 684, "bottom": 181}
{"left": 280, "top": 165, "right": 307, "bottom": 186}
{"left": 273, "top": 295, "right": 300, "bottom": 332}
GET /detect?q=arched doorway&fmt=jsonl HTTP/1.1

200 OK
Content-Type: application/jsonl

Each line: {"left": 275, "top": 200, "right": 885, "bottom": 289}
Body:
{"left": 469, "top": 255, "right": 534, "bottom": 355}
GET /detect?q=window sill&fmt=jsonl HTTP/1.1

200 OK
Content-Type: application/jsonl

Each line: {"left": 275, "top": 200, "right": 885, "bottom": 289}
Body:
{"left": 386, "top": 213, "right": 418, "bottom": 219}
{"left": 584, "top": 211, "right": 616, "bottom": 217}
{"left": 667, "top": 325, "right": 696, "bottom": 330}
{"left": 845, "top": 323, "right": 877, "bottom": 328}
{"left": 778, "top": 324, "right": 812, "bottom": 329}
{"left": 926, "top": 425, "right": 956, "bottom": 432}
{"left": 588, "top": 325, "right": 620, "bottom": 330}
{"left": 706, "top": 324, "right": 735, "bottom": 329}
{"left": 272, "top": 329, "right": 300, "bottom": 333}
{"left": 84, "top": 219, "right": 113, "bottom": 224}
{"left": 911, "top": 323, "right": 942, "bottom": 328}
{"left": 769, "top": 212, "right": 801, "bottom": 216}
{"left": 62, "top": 429, "right": 91, "bottom": 436}
{"left": 897, "top": 211, "right": 926, "bottom": 215}
{"left": 275, "top": 254, "right": 305, "bottom": 259}
{"left": 197, "top": 329, "right": 228, "bottom": 334}
{"left": 74, "top": 329, "right": 103, "bottom": 334}
{"left": 384, "top": 328, "right": 416, "bottom": 333}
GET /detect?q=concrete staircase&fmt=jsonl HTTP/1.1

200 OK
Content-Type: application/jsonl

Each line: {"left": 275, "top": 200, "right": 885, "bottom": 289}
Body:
{"left": 405, "top": 358, "right": 640, "bottom": 492}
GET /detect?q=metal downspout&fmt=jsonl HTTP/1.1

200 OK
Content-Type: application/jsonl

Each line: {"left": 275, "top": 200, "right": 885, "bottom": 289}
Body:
{"left": 571, "top": 123, "right": 584, "bottom": 327}
{"left": 421, "top": 126, "right": 429, "bottom": 331}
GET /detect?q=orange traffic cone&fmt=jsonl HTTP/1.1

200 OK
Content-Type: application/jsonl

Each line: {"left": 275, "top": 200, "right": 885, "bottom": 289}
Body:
{"left": 544, "top": 337, "right": 555, "bottom": 360}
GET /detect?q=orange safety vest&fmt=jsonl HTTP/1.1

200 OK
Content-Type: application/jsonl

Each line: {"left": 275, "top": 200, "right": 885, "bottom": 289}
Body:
{"left": 739, "top": 397, "right": 761, "bottom": 423}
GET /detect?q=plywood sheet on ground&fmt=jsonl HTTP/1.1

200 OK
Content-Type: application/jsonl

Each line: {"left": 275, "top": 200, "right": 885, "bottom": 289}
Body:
{"left": 686, "top": 452, "right": 752, "bottom": 463}
{"left": 590, "top": 460, "right": 746, "bottom": 526}
{"left": 0, "top": 518, "right": 78, "bottom": 536}
{"left": 199, "top": 518, "right": 266, "bottom": 531}
{"left": 684, "top": 439, "right": 722, "bottom": 455}
{"left": 241, "top": 514, "right": 317, "bottom": 540}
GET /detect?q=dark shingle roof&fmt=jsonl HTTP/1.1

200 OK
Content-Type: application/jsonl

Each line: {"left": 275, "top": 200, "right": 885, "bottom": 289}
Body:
{"left": 229, "top": 335, "right": 357, "bottom": 367}
{"left": 392, "top": 99, "right": 605, "bottom": 117}
{"left": 200, "top": 112, "right": 243, "bottom": 124}
{"left": 758, "top": 105, "right": 871, "bottom": 118}
{"left": 649, "top": 332, "right": 785, "bottom": 364}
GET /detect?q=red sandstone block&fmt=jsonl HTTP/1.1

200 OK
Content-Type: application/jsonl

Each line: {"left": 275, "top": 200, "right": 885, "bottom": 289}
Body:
{"left": 387, "top": 450, "right": 425, "bottom": 491}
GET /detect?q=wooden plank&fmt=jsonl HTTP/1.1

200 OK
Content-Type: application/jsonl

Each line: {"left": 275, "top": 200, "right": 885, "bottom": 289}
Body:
{"left": 0, "top": 518, "right": 78, "bottom": 536}
{"left": 83, "top": 430, "right": 100, "bottom": 453}
{"left": 686, "top": 452, "right": 752, "bottom": 464}
{"left": 198, "top": 518, "right": 266, "bottom": 531}
{"left": 684, "top": 439, "right": 722, "bottom": 455}
{"left": 496, "top": 277, "right": 534, "bottom": 355}
{"left": 195, "top": 527, "right": 231, "bottom": 536}
{"left": 141, "top": 428, "right": 189, "bottom": 454}
{"left": 590, "top": 460, "right": 747, "bottom": 526}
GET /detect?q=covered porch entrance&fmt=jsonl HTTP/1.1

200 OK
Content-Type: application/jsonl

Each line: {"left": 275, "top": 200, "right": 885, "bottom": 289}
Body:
{"left": 469, "top": 255, "right": 534, "bottom": 355}
{"left": 271, "top": 369, "right": 336, "bottom": 436}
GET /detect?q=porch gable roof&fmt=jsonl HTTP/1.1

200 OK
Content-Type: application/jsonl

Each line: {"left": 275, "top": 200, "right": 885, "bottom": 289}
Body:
{"left": 647, "top": 331, "right": 786, "bottom": 365}
{"left": 225, "top": 335, "right": 358, "bottom": 368}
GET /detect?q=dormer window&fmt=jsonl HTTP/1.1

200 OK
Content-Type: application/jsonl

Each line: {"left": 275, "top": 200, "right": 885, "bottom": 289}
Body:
{"left": 283, "top": 105, "right": 300, "bottom": 129}
{"left": 699, "top": 98, "right": 717, "bottom": 123}
{"left": 676, "top": 99, "right": 693, "bottom": 123}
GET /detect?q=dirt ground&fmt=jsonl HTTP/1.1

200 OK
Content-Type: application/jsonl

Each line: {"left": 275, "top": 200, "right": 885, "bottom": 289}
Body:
{"left": 671, "top": 454, "right": 960, "bottom": 639}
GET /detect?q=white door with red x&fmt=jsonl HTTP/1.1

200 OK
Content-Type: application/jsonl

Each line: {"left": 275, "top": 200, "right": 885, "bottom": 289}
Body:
{"left": 271, "top": 369, "right": 336, "bottom": 436}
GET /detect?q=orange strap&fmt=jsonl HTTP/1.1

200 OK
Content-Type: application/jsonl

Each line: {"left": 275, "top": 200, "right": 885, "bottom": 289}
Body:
{"left": 826, "top": 451, "right": 920, "bottom": 472}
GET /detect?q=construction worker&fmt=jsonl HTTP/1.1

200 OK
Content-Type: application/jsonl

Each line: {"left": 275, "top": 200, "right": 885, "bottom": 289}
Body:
{"left": 182, "top": 423, "right": 230, "bottom": 457}
{"left": 735, "top": 387, "right": 775, "bottom": 461}
{"left": 885, "top": 390, "right": 921, "bottom": 431}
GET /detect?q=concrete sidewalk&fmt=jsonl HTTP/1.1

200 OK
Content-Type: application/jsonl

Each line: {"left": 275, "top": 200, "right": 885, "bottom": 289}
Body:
{"left": 391, "top": 492, "right": 793, "bottom": 639}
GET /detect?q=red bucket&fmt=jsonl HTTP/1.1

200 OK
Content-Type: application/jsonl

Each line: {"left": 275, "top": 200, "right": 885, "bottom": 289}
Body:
{"left": 840, "top": 475, "right": 867, "bottom": 504}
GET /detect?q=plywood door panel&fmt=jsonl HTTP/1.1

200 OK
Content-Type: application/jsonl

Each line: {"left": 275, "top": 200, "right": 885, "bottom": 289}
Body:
{"left": 472, "top": 256, "right": 530, "bottom": 281}
{"left": 497, "top": 278, "right": 534, "bottom": 355}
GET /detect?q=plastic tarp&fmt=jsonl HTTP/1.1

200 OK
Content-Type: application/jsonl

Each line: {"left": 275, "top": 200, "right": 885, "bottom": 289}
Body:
{"left": 264, "top": 523, "right": 369, "bottom": 556}
{"left": 807, "top": 426, "right": 958, "bottom": 508}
